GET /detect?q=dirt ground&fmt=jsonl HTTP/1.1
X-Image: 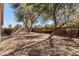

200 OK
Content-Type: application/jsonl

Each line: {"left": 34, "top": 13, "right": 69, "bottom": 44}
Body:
{"left": 0, "top": 32, "right": 79, "bottom": 56}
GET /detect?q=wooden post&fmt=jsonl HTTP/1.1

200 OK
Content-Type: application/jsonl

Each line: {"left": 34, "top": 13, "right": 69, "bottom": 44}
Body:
{"left": 0, "top": 3, "right": 3, "bottom": 41}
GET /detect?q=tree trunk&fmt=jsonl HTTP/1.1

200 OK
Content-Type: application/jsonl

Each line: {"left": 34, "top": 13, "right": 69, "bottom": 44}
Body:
{"left": 29, "top": 24, "right": 33, "bottom": 32}
{"left": 48, "top": 22, "right": 67, "bottom": 47}
{"left": 49, "top": 33, "right": 54, "bottom": 48}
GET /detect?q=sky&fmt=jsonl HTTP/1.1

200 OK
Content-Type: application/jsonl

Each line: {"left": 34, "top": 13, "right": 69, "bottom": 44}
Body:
{"left": 3, "top": 3, "right": 53, "bottom": 28}
{"left": 3, "top": 3, "right": 22, "bottom": 28}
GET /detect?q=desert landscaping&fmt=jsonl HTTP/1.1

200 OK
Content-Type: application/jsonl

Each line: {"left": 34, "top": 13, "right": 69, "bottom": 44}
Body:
{"left": 0, "top": 28, "right": 79, "bottom": 56}
{"left": 0, "top": 3, "right": 79, "bottom": 56}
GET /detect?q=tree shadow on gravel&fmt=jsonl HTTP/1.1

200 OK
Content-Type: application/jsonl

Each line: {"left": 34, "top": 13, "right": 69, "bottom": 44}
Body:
{"left": 23, "top": 35, "right": 42, "bottom": 39}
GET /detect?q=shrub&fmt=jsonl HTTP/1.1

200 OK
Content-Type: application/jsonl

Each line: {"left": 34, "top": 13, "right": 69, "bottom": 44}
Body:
{"left": 66, "top": 23, "right": 72, "bottom": 28}
{"left": 14, "top": 24, "right": 22, "bottom": 31}
{"left": 4, "top": 28, "right": 13, "bottom": 35}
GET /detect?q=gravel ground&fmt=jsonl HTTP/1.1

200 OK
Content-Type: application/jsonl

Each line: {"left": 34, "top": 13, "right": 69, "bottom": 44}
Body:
{"left": 0, "top": 32, "right": 79, "bottom": 56}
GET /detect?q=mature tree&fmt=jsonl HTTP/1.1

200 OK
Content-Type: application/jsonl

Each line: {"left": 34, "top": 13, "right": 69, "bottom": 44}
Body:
{"left": 33, "top": 3, "right": 77, "bottom": 47}
{"left": 11, "top": 3, "right": 78, "bottom": 47}
{"left": 11, "top": 4, "right": 39, "bottom": 32}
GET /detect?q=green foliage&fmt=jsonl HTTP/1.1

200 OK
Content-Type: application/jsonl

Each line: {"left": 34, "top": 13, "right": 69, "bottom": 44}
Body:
{"left": 11, "top": 3, "right": 77, "bottom": 31}
{"left": 66, "top": 22, "right": 73, "bottom": 28}
{"left": 45, "top": 24, "right": 51, "bottom": 29}
{"left": 75, "top": 19, "right": 79, "bottom": 25}
{"left": 32, "top": 3, "right": 76, "bottom": 29}
{"left": 14, "top": 24, "right": 22, "bottom": 31}
{"left": 12, "top": 4, "right": 39, "bottom": 32}
{"left": 45, "top": 24, "right": 54, "bottom": 29}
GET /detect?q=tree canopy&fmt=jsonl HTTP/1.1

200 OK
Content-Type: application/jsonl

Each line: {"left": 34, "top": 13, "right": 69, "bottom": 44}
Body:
{"left": 11, "top": 3, "right": 78, "bottom": 31}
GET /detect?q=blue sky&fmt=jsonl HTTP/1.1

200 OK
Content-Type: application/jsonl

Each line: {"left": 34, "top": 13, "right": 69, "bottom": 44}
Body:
{"left": 3, "top": 3, "right": 22, "bottom": 28}
{"left": 3, "top": 3, "right": 53, "bottom": 28}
